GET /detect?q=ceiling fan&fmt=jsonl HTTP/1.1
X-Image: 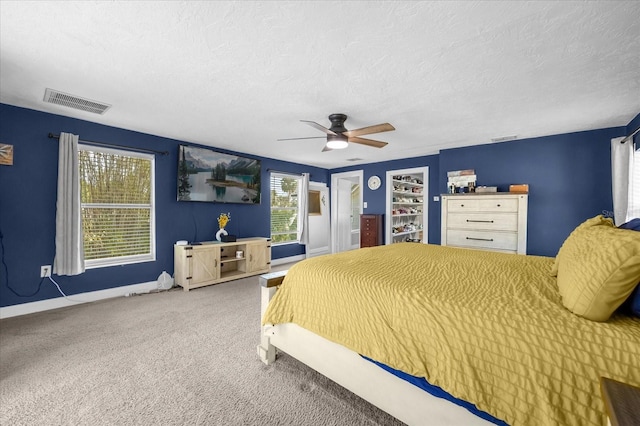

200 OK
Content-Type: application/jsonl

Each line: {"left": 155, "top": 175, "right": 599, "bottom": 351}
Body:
{"left": 278, "top": 113, "right": 395, "bottom": 151}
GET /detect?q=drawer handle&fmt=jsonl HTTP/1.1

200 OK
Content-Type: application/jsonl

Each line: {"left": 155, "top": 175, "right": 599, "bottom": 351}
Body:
{"left": 466, "top": 220, "right": 494, "bottom": 223}
{"left": 466, "top": 237, "right": 494, "bottom": 242}
{"left": 497, "top": 204, "right": 501, "bottom": 207}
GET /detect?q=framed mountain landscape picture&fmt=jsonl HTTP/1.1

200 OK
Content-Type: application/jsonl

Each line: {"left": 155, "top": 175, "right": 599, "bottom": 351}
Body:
{"left": 177, "top": 145, "right": 261, "bottom": 204}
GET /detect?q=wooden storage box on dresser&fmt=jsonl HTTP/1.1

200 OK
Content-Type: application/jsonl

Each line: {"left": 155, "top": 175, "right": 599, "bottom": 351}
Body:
{"left": 360, "top": 214, "right": 384, "bottom": 247}
{"left": 174, "top": 237, "right": 271, "bottom": 291}
{"left": 441, "top": 193, "right": 528, "bottom": 254}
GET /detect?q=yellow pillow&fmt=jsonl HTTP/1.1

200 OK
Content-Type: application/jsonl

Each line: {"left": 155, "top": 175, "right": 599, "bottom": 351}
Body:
{"left": 555, "top": 216, "right": 640, "bottom": 321}
{"left": 550, "top": 215, "right": 614, "bottom": 276}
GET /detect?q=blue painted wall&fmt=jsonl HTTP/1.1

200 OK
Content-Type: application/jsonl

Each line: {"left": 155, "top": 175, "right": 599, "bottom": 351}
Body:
{"left": 0, "top": 102, "right": 635, "bottom": 308}
{"left": 333, "top": 155, "right": 441, "bottom": 244}
{"left": 627, "top": 112, "right": 640, "bottom": 137}
{"left": 0, "top": 104, "right": 328, "bottom": 307}
{"left": 439, "top": 128, "right": 624, "bottom": 257}
{"left": 335, "top": 127, "right": 626, "bottom": 257}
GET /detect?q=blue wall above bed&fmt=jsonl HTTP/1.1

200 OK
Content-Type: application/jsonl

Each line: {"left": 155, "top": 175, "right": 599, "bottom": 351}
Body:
{"left": 335, "top": 127, "right": 626, "bottom": 257}
{"left": 627, "top": 112, "right": 640, "bottom": 139}
{"left": 439, "top": 128, "right": 624, "bottom": 257}
{"left": 0, "top": 104, "right": 328, "bottom": 308}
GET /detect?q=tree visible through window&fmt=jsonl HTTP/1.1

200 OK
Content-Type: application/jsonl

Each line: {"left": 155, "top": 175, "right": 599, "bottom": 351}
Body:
{"left": 270, "top": 173, "right": 301, "bottom": 244}
{"left": 79, "top": 145, "right": 155, "bottom": 267}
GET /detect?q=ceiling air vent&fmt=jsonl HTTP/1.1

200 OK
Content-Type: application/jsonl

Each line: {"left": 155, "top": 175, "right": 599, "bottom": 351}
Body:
{"left": 491, "top": 135, "right": 517, "bottom": 143}
{"left": 43, "top": 88, "right": 111, "bottom": 115}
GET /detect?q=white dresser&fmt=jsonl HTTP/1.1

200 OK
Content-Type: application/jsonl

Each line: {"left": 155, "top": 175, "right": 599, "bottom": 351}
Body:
{"left": 441, "top": 193, "right": 528, "bottom": 254}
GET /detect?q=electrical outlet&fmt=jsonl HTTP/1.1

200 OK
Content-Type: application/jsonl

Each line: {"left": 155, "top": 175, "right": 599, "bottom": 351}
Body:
{"left": 41, "top": 265, "right": 51, "bottom": 278}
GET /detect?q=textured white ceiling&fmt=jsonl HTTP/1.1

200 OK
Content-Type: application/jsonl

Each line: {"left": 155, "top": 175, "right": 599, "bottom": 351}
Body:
{"left": 1, "top": 1, "right": 639, "bottom": 168}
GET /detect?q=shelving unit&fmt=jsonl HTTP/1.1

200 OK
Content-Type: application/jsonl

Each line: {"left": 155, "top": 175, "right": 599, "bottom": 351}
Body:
{"left": 174, "top": 237, "right": 271, "bottom": 291}
{"left": 385, "top": 167, "right": 429, "bottom": 244}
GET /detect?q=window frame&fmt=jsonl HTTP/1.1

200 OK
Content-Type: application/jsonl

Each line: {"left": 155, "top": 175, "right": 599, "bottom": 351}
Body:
{"left": 270, "top": 172, "right": 302, "bottom": 246}
{"left": 79, "top": 143, "right": 156, "bottom": 269}
{"left": 630, "top": 142, "right": 640, "bottom": 221}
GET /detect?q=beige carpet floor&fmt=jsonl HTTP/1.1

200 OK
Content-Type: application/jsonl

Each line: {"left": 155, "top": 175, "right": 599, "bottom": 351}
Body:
{"left": 0, "top": 266, "right": 404, "bottom": 425}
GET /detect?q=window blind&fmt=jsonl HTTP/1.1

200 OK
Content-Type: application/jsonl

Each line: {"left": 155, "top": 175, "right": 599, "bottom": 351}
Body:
{"left": 79, "top": 145, "right": 155, "bottom": 267}
{"left": 270, "top": 172, "right": 301, "bottom": 244}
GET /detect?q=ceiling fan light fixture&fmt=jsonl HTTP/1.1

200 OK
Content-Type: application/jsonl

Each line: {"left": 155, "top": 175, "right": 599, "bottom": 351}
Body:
{"left": 326, "top": 139, "right": 348, "bottom": 149}
{"left": 281, "top": 114, "right": 394, "bottom": 152}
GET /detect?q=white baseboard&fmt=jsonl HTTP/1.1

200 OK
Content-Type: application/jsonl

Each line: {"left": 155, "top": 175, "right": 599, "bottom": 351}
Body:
{"left": 271, "top": 254, "right": 306, "bottom": 266}
{"left": 306, "top": 246, "right": 330, "bottom": 258}
{"left": 0, "top": 280, "right": 158, "bottom": 319}
{"left": 3, "top": 255, "right": 306, "bottom": 319}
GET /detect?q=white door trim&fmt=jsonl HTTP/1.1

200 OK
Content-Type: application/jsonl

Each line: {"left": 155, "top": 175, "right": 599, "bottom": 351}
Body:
{"left": 330, "top": 170, "right": 363, "bottom": 254}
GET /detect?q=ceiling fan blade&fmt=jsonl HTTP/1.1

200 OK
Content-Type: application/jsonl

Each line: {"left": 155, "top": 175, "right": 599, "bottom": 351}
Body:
{"left": 343, "top": 123, "right": 395, "bottom": 138}
{"left": 321, "top": 145, "right": 333, "bottom": 152}
{"left": 301, "top": 120, "right": 337, "bottom": 136}
{"left": 277, "top": 136, "right": 327, "bottom": 141}
{"left": 347, "top": 136, "right": 388, "bottom": 148}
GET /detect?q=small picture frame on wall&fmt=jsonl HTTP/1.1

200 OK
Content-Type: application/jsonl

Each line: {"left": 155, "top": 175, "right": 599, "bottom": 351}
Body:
{"left": 0, "top": 144, "right": 13, "bottom": 165}
{"left": 308, "top": 190, "right": 321, "bottom": 215}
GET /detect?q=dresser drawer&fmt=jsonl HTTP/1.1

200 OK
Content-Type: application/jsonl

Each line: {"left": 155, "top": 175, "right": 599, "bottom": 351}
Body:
{"left": 360, "top": 214, "right": 383, "bottom": 247}
{"left": 447, "top": 197, "right": 519, "bottom": 213}
{"left": 447, "top": 212, "right": 518, "bottom": 231}
{"left": 446, "top": 229, "right": 518, "bottom": 252}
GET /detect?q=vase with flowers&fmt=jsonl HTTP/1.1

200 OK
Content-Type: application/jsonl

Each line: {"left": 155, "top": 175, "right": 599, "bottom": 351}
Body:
{"left": 216, "top": 212, "right": 231, "bottom": 242}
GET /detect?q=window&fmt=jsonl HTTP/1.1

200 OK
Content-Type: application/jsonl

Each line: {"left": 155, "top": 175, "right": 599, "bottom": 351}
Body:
{"left": 270, "top": 172, "right": 301, "bottom": 244}
{"left": 79, "top": 145, "right": 155, "bottom": 268}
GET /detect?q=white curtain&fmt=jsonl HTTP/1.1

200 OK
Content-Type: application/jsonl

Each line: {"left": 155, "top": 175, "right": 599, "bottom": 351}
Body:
{"left": 53, "top": 132, "right": 85, "bottom": 276}
{"left": 611, "top": 136, "right": 633, "bottom": 225}
{"left": 297, "top": 172, "right": 310, "bottom": 245}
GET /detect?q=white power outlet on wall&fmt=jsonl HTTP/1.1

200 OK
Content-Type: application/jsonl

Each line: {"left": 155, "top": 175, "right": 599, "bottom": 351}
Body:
{"left": 40, "top": 265, "right": 51, "bottom": 278}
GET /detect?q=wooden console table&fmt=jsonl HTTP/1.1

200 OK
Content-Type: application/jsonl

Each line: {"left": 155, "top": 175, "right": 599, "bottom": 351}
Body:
{"left": 174, "top": 237, "right": 271, "bottom": 291}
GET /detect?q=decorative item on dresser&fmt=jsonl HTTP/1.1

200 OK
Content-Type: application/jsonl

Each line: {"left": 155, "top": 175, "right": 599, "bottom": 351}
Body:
{"left": 174, "top": 237, "right": 271, "bottom": 291}
{"left": 360, "top": 214, "right": 384, "bottom": 247}
{"left": 441, "top": 193, "right": 528, "bottom": 254}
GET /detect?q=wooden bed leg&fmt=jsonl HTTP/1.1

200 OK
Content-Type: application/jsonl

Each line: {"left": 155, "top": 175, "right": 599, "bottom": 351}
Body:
{"left": 257, "top": 271, "right": 287, "bottom": 365}
{"left": 257, "top": 328, "right": 277, "bottom": 365}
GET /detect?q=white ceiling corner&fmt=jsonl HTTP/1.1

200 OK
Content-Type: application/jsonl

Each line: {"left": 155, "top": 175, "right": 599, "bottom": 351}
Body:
{"left": 1, "top": 1, "right": 639, "bottom": 169}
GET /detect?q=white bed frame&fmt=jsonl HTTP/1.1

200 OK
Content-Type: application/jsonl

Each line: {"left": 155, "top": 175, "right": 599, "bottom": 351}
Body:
{"left": 257, "top": 272, "right": 492, "bottom": 426}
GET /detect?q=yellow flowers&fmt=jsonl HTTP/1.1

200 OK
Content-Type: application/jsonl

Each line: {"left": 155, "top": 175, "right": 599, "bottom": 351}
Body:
{"left": 217, "top": 212, "right": 231, "bottom": 229}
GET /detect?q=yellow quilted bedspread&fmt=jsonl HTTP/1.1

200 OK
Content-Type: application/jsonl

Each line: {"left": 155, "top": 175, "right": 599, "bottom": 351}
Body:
{"left": 263, "top": 243, "right": 640, "bottom": 426}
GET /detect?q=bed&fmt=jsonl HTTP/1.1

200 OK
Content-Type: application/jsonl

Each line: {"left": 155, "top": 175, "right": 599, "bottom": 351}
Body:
{"left": 258, "top": 216, "right": 640, "bottom": 426}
